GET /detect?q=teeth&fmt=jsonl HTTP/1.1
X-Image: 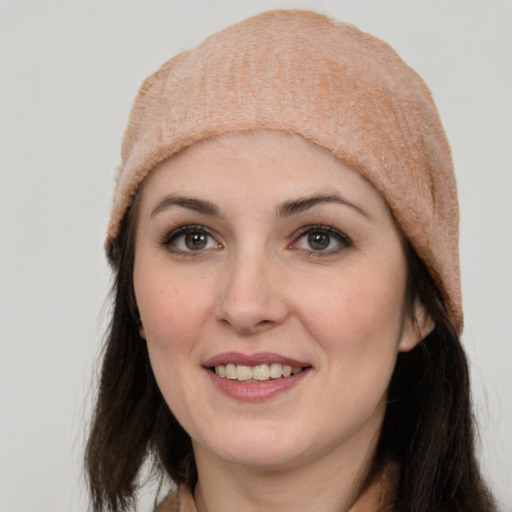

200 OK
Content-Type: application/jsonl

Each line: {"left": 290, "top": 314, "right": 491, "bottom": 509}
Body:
{"left": 252, "top": 364, "right": 270, "bottom": 381}
{"left": 214, "top": 363, "right": 303, "bottom": 381}
{"left": 225, "top": 363, "right": 236, "bottom": 380}
{"left": 236, "top": 365, "right": 253, "bottom": 381}
{"left": 269, "top": 363, "right": 283, "bottom": 379}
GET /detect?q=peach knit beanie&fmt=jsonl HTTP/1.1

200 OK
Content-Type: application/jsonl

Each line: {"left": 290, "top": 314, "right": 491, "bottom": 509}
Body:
{"left": 106, "top": 10, "right": 462, "bottom": 332}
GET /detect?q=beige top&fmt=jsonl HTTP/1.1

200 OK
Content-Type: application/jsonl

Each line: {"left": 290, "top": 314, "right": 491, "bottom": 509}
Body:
{"left": 156, "top": 465, "right": 398, "bottom": 512}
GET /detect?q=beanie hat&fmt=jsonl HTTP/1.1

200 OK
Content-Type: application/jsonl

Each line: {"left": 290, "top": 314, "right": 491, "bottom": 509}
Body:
{"left": 106, "top": 10, "right": 462, "bottom": 332}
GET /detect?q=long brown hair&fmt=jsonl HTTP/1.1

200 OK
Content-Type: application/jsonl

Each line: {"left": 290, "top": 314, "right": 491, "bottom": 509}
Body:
{"left": 85, "top": 197, "right": 495, "bottom": 512}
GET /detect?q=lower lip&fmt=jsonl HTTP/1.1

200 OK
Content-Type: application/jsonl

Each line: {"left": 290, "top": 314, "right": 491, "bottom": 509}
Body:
{"left": 206, "top": 368, "right": 311, "bottom": 401}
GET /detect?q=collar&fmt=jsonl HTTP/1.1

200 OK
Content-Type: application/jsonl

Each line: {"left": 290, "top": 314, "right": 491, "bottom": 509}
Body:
{"left": 156, "top": 463, "right": 398, "bottom": 512}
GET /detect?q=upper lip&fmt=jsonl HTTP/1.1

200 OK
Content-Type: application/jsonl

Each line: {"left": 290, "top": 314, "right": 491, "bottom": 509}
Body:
{"left": 203, "top": 352, "right": 310, "bottom": 368}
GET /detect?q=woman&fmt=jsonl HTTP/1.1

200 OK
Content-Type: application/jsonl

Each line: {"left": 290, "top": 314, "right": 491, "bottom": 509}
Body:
{"left": 86, "top": 10, "right": 495, "bottom": 512}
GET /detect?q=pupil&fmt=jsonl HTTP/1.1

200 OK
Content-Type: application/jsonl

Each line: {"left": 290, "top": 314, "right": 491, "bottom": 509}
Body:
{"left": 185, "top": 232, "right": 207, "bottom": 250}
{"left": 308, "top": 232, "right": 329, "bottom": 250}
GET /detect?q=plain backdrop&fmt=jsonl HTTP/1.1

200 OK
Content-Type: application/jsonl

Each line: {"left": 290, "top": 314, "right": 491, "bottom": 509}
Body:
{"left": 1, "top": 1, "right": 511, "bottom": 510}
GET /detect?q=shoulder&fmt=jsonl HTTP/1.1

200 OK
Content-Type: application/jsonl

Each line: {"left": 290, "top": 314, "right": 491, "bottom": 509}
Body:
{"left": 155, "top": 492, "right": 179, "bottom": 512}
{"left": 155, "top": 485, "right": 196, "bottom": 512}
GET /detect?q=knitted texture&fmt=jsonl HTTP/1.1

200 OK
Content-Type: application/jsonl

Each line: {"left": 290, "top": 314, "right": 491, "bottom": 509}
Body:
{"left": 106, "top": 10, "right": 462, "bottom": 331}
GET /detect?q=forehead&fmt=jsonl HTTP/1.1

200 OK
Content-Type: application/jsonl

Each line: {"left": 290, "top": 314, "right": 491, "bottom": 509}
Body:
{"left": 139, "top": 130, "right": 389, "bottom": 215}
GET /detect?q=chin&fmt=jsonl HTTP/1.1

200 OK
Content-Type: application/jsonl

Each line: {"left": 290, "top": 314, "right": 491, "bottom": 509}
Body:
{"left": 193, "top": 423, "right": 312, "bottom": 469}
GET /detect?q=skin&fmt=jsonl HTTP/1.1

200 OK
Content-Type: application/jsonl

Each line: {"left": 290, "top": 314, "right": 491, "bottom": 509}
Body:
{"left": 133, "top": 130, "right": 429, "bottom": 512}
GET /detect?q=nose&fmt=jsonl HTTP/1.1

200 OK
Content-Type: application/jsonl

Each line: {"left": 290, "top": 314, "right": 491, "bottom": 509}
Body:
{"left": 215, "top": 251, "right": 289, "bottom": 334}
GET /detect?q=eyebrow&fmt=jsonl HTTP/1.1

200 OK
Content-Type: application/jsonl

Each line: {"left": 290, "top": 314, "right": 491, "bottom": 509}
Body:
{"left": 277, "top": 193, "right": 369, "bottom": 218}
{"left": 151, "top": 196, "right": 221, "bottom": 218}
{"left": 150, "top": 192, "right": 369, "bottom": 220}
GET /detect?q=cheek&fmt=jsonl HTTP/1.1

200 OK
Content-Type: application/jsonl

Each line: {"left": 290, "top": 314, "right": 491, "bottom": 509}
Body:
{"left": 134, "top": 269, "right": 215, "bottom": 421}
{"left": 295, "top": 264, "right": 408, "bottom": 405}
{"left": 134, "top": 265, "right": 214, "bottom": 356}
{"left": 302, "top": 272, "right": 405, "bottom": 347}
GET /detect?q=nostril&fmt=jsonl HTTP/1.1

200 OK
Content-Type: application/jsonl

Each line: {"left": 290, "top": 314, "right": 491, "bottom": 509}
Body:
{"left": 215, "top": 269, "right": 289, "bottom": 333}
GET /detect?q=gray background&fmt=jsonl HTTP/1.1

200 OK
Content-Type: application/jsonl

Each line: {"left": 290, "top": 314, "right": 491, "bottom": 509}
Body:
{"left": 1, "top": 0, "right": 511, "bottom": 510}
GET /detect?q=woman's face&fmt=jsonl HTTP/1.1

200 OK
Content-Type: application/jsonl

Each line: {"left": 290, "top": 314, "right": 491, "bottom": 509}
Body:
{"left": 134, "top": 130, "right": 422, "bottom": 471}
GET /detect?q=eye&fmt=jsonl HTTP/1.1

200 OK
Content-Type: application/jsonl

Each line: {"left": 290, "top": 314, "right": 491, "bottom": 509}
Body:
{"left": 307, "top": 231, "right": 331, "bottom": 251}
{"left": 163, "top": 225, "right": 221, "bottom": 253}
{"left": 293, "top": 225, "right": 352, "bottom": 255}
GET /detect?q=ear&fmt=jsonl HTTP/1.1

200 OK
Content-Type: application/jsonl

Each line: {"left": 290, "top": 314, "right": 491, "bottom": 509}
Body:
{"left": 399, "top": 296, "right": 435, "bottom": 352}
{"left": 134, "top": 304, "right": 146, "bottom": 339}
{"left": 138, "top": 317, "right": 146, "bottom": 339}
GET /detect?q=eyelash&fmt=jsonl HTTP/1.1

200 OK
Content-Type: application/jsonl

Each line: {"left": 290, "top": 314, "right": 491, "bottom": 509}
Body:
{"left": 161, "top": 225, "right": 221, "bottom": 255}
{"left": 160, "top": 224, "right": 353, "bottom": 257}
{"left": 292, "top": 224, "right": 353, "bottom": 257}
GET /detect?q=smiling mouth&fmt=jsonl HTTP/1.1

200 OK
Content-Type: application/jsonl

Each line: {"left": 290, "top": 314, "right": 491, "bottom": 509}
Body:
{"left": 212, "top": 363, "right": 305, "bottom": 382}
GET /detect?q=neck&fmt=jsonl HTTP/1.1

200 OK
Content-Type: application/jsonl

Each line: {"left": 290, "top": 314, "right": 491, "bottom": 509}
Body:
{"left": 192, "top": 431, "right": 385, "bottom": 512}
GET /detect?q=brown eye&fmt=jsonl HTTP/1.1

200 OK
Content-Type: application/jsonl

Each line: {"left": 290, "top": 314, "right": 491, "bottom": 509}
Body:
{"left": 293, "top": 225, "right": 352, "bottom": 256}
{"left": 308, "top": 231, "right": 330, "bottom": 250}
{"left": 185, "top": 232, "right": 208, "bottom": 250}
{"left": 164, "top": 226, "right": 220, "bottom": 253}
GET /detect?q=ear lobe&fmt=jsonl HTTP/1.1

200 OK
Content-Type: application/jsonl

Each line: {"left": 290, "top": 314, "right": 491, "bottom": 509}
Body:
{"left": 138, "top": 320, "right": 146, "bottom": 340}
{"left": 399, "top": 297, "right": 435, "bottom": 352}
{"left": 135, "top": 305, "right": 146, "bottom": 339}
